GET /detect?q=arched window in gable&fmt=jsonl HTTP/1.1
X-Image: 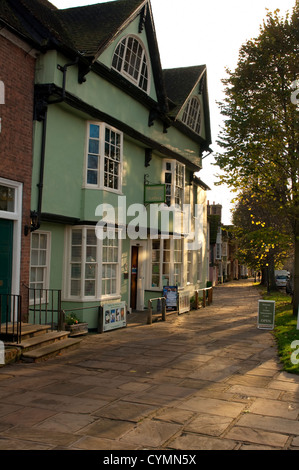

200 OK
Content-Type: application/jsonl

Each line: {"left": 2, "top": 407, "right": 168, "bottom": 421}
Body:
{"left": 112, "top": 36, "right": 149, "bottom": 93}
{"left": 182, "top": 96, "right": 201, "bottom": 135}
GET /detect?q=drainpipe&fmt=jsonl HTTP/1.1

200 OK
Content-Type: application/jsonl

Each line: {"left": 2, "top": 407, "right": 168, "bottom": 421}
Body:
{"left": 35, "top": 57, "right": 79, "bottom": 223}
{"left": 52, "top": 57, "right": 79, "bottom": 104}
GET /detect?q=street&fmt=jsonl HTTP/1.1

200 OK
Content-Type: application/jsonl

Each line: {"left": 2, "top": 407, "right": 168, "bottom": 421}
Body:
{"left": 0, "top": 279, "right": 299, "bottom": 450}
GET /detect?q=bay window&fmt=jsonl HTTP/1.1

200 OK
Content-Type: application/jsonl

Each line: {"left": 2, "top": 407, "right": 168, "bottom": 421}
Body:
{"left": 150, "top": 238, "right": 183, "bottom": 288}
{"left": 68, "top": 227, "right": 121, "bottom": 300}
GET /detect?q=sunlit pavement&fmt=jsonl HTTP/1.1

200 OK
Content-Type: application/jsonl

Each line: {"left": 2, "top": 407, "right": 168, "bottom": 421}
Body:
{"left": 1, "top": 278, "right": 299, "bottom": 450}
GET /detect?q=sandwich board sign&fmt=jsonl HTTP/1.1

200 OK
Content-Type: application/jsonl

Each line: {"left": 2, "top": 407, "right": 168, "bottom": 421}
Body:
{"left": 258, "top": 300, "right": 275, "bottom": 330}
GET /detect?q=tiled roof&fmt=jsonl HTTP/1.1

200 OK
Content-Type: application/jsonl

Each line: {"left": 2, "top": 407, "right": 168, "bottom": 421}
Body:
{"left": 56, "top": 0, "right": 146, "bottom": 57}
{"left": 163, "top": 65, "right": 206, "bottom": 112}
{"left": 0, "top": 0, "right": 72, "bottom": 48}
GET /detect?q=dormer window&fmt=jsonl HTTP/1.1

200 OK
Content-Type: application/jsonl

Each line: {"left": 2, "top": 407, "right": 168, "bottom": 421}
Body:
{"left": 112, "top": 35, "right": 149, "bottom": 93}
{"left": 182, "top": 96, "right": 201, "bottom": 134}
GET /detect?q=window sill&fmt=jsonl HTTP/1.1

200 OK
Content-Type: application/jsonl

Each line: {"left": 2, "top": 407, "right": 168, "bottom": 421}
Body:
{"left": 83, "top": 185, "right": 123, "bottom": 196}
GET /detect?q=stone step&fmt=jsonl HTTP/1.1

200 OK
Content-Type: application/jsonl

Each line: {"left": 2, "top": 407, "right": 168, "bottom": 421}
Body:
{"left": 14, "top": 330, "right": 70, "bottom": 353}
{"left": 21, "top": 337, "right": 83, "bottom": 363}
{"left": 0, "top": 323, "right": 51, "bottom": 342}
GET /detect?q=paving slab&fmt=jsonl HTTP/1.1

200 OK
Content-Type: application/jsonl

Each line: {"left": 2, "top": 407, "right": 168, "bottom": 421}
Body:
{"left": 1, "top": 279, "right": 299, "bottom": 450}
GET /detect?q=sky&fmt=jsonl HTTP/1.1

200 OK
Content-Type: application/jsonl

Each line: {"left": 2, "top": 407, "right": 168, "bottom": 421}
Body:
{"left": 51, "top": 0, "right": 296, "bottom": 224}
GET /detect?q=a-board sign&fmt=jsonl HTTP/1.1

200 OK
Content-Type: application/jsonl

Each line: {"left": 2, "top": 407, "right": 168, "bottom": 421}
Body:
{"left": 99, "top": 302, "right": 126, "bottom": 333}
{"left": 178, "top": 291, "right": 190, "bottom": 314}
{"left": 163, "top": 286, "right": 178, "bottom": 311}
{"left": 258, "top": 300, "right": 275, "bottom": 329}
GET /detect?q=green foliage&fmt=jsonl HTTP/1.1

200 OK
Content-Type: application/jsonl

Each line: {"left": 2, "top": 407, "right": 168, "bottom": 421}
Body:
{"left": 216, "top": 6, "right": 299, "bottom": 221}
{"left": 216, "top": 4, "right": 299, "bottom": 309}
{"left": 232, "top": 189, "right": 293, "bottom": 271}
{"left": 65, "top": 313, "right": 79, "bottom": 325}
{"left": 260, "top": 287, "right": 299, "bottom": 374}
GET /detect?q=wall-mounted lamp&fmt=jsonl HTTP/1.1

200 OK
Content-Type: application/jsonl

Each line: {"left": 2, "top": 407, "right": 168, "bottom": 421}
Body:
{"left": 24, "top": 210, "right": 40, "bottom": 236}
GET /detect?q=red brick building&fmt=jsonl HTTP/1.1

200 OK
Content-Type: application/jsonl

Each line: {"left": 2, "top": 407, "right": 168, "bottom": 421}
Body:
{"left": 0, "top": 27, "right": 37, "bottom": 318}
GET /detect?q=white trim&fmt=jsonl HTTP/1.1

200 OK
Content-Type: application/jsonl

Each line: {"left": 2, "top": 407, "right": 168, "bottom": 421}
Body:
{"left": 83, "top": 121, "right": 123, "bottom": 194}
{"left": 149, "top": 237, "right": 184, "bottom": 290}
{"left": 64, "top": 225, "right": 122, "bottom": 302}
{"left": 112, "top": 34, "right": 151, "bottom": 94}
{"left": 29, "top": 231, "right": 51, "bottom": 305}
{"left": 162, "top": 159, "right": 185, "bottom": 208}
{"left": 0, "top": 177, "right": 22, "bottom": 296}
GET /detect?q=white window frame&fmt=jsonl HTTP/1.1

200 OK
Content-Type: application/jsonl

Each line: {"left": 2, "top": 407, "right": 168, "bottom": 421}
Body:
{"left": 29, "top": 231, "right": 51, "bottom": 304}
{"left": 84, "top": 122, "right": 123, "bottom": 194}
{"left": 0, "top": 177, "right": 22, "bottom": 297}
{"left": 187, "top": 249, "right": 193, "bottom": 285}
{"left": 182, "top": 96, "right": 202, "bottom": 135}
{"left": 65, "top": 226, "right": 121, "bottom": 302}
{"left": 112, "top": 35, "right": 150, "bottom": 94}
{"left": 163, "top": 160, "right": 185, "bottom": 209}
{"left": 197, "top": 248, "right": 203, "bottom": 283}
{"left": 149, "top": 237, "right": 184, "bottom": 290}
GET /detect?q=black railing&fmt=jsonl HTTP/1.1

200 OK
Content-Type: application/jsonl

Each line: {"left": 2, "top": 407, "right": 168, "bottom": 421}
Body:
{"left": 25, "top": 286, "right": 63, "bottom": 331}
{"left": 0, "top": 294, "right": 22, "bottom": 343}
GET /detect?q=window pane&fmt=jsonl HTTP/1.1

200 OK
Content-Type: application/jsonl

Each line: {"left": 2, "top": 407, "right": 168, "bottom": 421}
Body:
{"left": 71, "top": 280, "right": 81, "bottom": 297}
{"left": 89, "top": 139, "right": 99, "bottom": 154}
{"left": 72, "top": 230, "right": 82, "bottom": 245}
{"left": 39, "top": 250, "right": 46, "bottom": 266}
{"left": 90, "top": 124, "right": 100, "bottom": 139}
{"left": 88, "top": 155, "right": 98, "bottom": 170}
{"left": 85, "top": 281, "right": 95, "bottom": 296}
{"left": 71, "top": 264, "right": 81, "bottom": 279}
{"left": 0, "top": 185, "right": 15, "bottom": 212}
{"left": 87, "top": 230, "right": 97, "bottom": 246}
{"left": 31, "top": 250, "right": 39, "bottom": 266}
{"left": 40, "top": 234, "right": 47, "bottom": 249}
{"left": 71, "top": 246, "right": 82, "bottom": 262}
{"left": 32, "top": 233, "right": 39, "bottom": 249}
{"left": 86, "top": 246, "right": 96, "bottom": 261}
{"left": 87, "top": 170, "right": 98, "bottom": 185}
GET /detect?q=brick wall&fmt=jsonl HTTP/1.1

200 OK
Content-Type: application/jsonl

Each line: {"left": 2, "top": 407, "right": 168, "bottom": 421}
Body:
{"left": 0, "top": 33, "right": 36, "bottom": 306}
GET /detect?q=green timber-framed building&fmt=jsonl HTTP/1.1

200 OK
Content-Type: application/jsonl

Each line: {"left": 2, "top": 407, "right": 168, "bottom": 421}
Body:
{"left": 1, "top": 0, "right": 213, "bottom": 329}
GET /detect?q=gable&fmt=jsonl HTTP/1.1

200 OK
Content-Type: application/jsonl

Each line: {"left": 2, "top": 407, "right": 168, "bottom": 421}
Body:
{"left": 56, "top": 0, "right": 167, "bottom": 111}
{"left": 98, "top": 16, "right": 157, "bottom": 101}
{"left": 163, "top": 65, "right": 212, "bottom": 149}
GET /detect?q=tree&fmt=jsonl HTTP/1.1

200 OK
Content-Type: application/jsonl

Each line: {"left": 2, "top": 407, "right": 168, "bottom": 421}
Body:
{"left": 215, "top": 3, "right": 299, "bottom": 313}
{"left": 231, "top": 189, "right": 293, "bottom": 290}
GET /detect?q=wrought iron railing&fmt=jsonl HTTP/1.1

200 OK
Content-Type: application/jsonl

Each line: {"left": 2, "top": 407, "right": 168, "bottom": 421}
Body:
{"left": 24, "top": 286, "right": 63, "bottom": 332}
{"left": 0, "top": 294, "right": 22, "bottom": 343}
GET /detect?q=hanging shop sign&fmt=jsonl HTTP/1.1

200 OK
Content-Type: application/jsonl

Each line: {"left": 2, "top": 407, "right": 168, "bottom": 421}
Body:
{"left": 144, "top": 184, "right": 166, "bottom": 204}
{"left": 257, "top": 300, "right": 275, "bottom": 330}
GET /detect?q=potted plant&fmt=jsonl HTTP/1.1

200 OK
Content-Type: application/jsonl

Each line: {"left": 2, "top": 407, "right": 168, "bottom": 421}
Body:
{"left": 64, "top": 313, "right": 88, "bottom": 336}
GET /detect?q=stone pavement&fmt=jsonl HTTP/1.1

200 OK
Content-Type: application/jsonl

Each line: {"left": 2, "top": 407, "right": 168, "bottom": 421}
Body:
{"left": 1, "top": 279, "right": 299, "bottom": 451}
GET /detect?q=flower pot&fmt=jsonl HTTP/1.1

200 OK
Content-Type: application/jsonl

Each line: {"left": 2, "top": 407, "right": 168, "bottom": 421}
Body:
{"left": 65, "top": 322, "right": 88, "bottom": 337}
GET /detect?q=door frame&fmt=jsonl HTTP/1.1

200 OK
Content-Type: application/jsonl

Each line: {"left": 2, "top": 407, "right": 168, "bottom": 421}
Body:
{"left": 0, "top": 177, "right": 22, "bottom": 297}
{"left": 129, "top": 240, "right": 147, "bottom": 311}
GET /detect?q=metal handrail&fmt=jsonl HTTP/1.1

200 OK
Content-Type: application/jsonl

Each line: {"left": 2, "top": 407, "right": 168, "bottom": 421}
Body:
{"left": 24, "top": 286, "right": 63, "bottom": 331}
{"left": 0, "top": 294, "right": 22, "bottom": 343}
{"left": 147, "top": 297, "right": 166, "bottom": 325}
{"left": 195, "top": 286, "right": 213, "bottom": 308}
